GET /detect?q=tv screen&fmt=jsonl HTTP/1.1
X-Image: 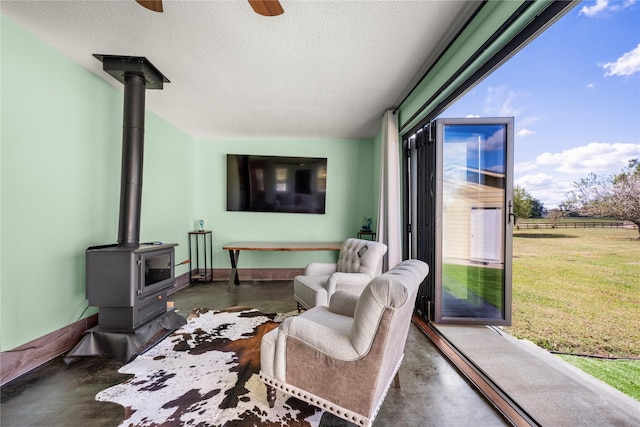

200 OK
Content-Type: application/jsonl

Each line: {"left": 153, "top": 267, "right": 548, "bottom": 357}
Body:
{"left": 227, "top": 154, "right": 327, "bottom": 214}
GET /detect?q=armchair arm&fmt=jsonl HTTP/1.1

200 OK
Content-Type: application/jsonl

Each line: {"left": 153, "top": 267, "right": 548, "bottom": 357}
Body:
{"left": 328, "top": 291, "right": 359, "bottom": 317}
{"left": 326, "top": 272, "right": 372, "bottom": 297}
{"left": 304, "top": 262, "right": 337, "bottom": 276}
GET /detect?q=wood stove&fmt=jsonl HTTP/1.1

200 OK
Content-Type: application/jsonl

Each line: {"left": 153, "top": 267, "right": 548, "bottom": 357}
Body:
{"left": 86, "top": 243, "right": 177, "bottom": 331}
{"left": 66, "top": 55, "right": 185, "bottom": 362}
{"left": 83, "top": 55, "right": 177, "bottom": 332}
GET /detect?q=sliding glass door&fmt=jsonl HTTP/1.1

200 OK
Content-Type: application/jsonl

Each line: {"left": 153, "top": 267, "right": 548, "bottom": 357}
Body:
{"left": 404, "top": 118, "right": 513, "bottom": 325}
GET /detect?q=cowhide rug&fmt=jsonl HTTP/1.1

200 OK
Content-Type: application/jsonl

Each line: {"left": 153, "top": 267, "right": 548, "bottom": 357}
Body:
{"left": 96, "top": 307, "right": 323, "bottom": 426}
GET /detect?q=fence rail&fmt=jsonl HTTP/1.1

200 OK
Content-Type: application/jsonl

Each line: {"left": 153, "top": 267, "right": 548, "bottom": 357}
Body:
{"left": 516, "top": 221, "right": 626, "bottom": 229}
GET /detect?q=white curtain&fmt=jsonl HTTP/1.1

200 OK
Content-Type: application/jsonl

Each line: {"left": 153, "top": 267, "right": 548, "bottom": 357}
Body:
{"left": 377, "top": 110, "right": 402, "bottom": 271}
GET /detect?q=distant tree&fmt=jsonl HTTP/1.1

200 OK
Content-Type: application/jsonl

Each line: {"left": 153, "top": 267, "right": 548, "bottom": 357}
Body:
{"left": 513, "top": 185, "right": 533, "bottom": 224}
{"left": 530, "top": 197, "right": 546, "bottom": 218}
{"left": 558, "top": 200, "right": 574, "bottom": 214}
{"left": 565, "top": 159, "right": 640, "bottom": 238}
{"left": 547, "top": 208, "right": 564, "bottom": 228}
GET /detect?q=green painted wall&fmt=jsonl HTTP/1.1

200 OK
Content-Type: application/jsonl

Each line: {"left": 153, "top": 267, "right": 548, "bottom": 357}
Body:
{"left": 0, "top": 16, "right": 380, "bottom": 351}
{"left": 194, "top": 137, "right": 377, "bottom": 268}
{"left": 140, "top": 112, "right": 196, "bottom": 268}
{"left": 0, "top": 15, "right": 381, "bottom": 352}
{"left": 0, "top": 17, "right": 195, "bottom": 351}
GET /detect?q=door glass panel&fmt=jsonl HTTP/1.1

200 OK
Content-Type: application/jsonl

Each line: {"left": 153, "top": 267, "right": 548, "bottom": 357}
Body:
{"left": 438, "top": 121, "right": 510, "bottom": 323}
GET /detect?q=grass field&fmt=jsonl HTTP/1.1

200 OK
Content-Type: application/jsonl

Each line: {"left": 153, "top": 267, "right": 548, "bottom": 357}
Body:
{"left": 508, "top": 227, "right": 640, "bottom": 399}
{"left": 557, "top": 355, "right": 640, "bottom": 401}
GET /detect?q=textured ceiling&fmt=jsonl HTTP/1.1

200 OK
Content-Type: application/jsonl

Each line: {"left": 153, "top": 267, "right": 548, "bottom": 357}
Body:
{"left": 1, "top": 0, "right": 479, "bottom": 139}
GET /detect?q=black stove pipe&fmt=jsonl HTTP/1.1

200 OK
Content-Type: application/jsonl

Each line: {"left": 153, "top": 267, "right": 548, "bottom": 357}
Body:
{"left": 118, "top": 73, "right": 146, "bottom": 247}
{"left": 93, "top": 54, "right": 169, "bottom": 247}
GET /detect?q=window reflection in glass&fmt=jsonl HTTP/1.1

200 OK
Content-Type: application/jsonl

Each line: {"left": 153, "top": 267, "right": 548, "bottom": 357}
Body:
{"left": 255, "top": 168, "right": 265, "bottom": 191}
{"left": 276, "top": 167, "right": 287, "bottom": 192}
{"left": 441, "top": 123, "right": 507, "bottom": 320}
{"left": 317, "top": 166, "right": 327, "bottom": 192}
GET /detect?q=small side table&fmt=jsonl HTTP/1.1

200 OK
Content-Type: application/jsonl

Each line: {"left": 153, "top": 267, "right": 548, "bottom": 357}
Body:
{"left": 357, "top": 230, "right": 376, "bottom": 240}
{"left": 188, "top": 230, "right": 213, "bottom": 283}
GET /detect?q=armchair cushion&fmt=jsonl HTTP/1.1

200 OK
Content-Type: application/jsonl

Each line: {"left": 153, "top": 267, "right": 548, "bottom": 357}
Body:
{"left": 261, "top": 306, "right": 356, "bottom": 381}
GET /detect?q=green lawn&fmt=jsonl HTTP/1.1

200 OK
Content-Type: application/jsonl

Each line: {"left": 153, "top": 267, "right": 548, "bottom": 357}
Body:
{"left": 557, "top": 355, "right": 640, "bottom": 401}
{"left": 509, "top": 227, "right": 640, "bottom": 399}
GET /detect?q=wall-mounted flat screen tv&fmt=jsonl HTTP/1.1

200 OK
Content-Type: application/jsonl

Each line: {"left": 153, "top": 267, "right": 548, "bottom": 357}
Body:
{"left": 227, "top": 154, "right": 327, "bottom": 214}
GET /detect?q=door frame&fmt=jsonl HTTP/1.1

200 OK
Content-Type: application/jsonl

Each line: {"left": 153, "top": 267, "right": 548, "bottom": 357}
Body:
{"left": 404, "top": 117, "right": 514, "bottom": 326}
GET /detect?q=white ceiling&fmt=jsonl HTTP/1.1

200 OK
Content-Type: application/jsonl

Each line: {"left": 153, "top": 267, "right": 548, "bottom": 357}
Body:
{"left": 1, "top": 0, "right": 480, "bottom": 139}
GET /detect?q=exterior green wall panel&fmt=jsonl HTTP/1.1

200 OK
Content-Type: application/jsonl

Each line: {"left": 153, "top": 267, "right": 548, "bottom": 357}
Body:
{"left": 398, "top": 0, "right": 531, "bottom": 131}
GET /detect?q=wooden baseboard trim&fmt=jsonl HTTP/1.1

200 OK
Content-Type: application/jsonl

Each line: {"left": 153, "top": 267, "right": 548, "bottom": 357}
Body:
{"left": 3, "top": 271, "right": 190, "bottom": 386}
{"left": 411, "top": 314, "right": 538, "bottom": 427}
{"left": 1, "top": 313, "right": 98, "bottom": 386}
{"left": 168, "top": 271, "right": 191, "bottom": 295}
{"left": 186, "top": 268, "right": 304, "bottom": 282}
{"left": 1, "top": 269, "right": 298, "bottom": 386}
{"left": 222, "top": 268, "right": 304, "bottom": 281}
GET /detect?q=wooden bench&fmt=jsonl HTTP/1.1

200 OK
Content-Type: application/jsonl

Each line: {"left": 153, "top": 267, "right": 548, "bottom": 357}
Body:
{"left": 222, "top": 242, "right": 342, "bottom": 285}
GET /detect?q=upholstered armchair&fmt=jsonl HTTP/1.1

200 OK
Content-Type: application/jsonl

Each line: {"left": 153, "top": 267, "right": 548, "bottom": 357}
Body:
{"left": 260, "top": 259, "right": 429, "bottom": 427}
{"left": 293, "top": 238, "right": 387, "bottom": 311}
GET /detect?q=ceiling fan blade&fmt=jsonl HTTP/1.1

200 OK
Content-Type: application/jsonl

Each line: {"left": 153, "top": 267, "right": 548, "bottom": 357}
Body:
{"left": 136, "top": 0, "right": 163, "bottom": 13}
{"left": 248, "top": 0, "right": 284, "bottom": 17}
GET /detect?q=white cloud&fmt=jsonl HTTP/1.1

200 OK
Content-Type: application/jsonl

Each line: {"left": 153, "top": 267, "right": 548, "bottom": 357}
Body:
{"left": 601, "top": 43, "right": 640, "bottom": 76}
{"left": 580, "top": 0, "right": 636, "bottom": 17}
{"left": 516, "top": 173, "right": 556, "bottom": 187}
{"left": 482, "top": 86, "right": 542, "bottom": 134}
{"left": 611, "top": 0, "right": 637, "bottom": 12}
{"left": 580, "top": 0, "right": 609, "bottom": 17}
{"left": 514, "top": 161, "right": 537, "bottom": 173}
{"left": 515, "top": 173, "right": 573, "bottom": 208}
{"left": 535, "top": 142, "right": 640, "bottom": 174}
{"left": 469, "top": 86, "right": 542, "bottom": 139}
{"left": 484, "top": 85, "right": 527, "bottom": 117}
{"left": 483, "top": 85, "right": 529, "bottom": 117}
{"left": 515, "top": 143, "right": 640, "bottom": 208}
{"left": 515, "top": 114, "right": 543, "bottom": 132}
{"left": 517, "top": 128, "right": 535, "bottom": 138}
{"left": 465, "top": 114, "right": 481, "bottom": 118}
{"left": 587, "top": 83, "right": 595, "bottom": 88}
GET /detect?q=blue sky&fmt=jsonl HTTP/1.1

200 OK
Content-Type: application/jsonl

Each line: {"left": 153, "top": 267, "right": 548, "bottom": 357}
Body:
{"left": 442, "top": 0, "right": 640, "bottom": 209}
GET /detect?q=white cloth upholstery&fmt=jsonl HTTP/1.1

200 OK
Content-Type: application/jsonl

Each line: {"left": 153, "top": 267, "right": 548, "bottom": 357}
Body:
{"left": 260, "top": 259, "right": 429, "bottom": 427}
{"left": 293, "top": 238, "right": 387, "bottom": 310}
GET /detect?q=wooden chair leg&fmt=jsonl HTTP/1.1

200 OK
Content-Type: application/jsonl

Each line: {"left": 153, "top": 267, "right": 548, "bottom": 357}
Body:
{"left": 266, "top": 384, "right": 276, "bottom": 408}
{"left": 393, "top": 372, "right": 401, "bottom": 389}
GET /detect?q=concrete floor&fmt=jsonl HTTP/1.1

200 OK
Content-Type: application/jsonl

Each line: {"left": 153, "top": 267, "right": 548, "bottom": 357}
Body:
{"left": 0, "top": 280, "right": 508, "bottom": 427}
